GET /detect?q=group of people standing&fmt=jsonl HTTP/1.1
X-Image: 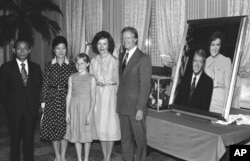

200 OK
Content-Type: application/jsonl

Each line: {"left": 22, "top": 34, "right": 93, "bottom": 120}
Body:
{"left": 0, "top": 26, "right": 152, "bottom": 161}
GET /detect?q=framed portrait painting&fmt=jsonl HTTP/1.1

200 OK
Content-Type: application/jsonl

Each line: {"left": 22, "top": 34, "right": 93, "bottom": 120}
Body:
{"left": 169, "top": 16, "right": 248, "bottom": 121}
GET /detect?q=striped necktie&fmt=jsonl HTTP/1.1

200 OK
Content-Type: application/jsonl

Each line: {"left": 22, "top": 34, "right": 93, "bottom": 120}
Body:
{"left": 21, "top": 63, "right": 28, "bottom": 86}
{"left": 122, "top": 52, "right": 129, "bottom": 72}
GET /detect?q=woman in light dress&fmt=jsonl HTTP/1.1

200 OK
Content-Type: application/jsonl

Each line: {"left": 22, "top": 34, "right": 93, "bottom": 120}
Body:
{"left": 90, "top": 31, "right": 121, "bottom": 161}
{"left": 205, "top": 31, "right": 232, "bottom": 114}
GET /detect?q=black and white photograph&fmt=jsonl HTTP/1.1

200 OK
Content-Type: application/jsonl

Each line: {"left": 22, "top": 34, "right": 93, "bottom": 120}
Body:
{"left": 2, "top": 1, "right": 250, "bottom": 161}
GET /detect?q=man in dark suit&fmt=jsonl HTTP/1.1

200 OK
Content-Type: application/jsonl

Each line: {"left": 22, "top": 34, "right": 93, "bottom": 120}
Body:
{"left": 117, "top": 27, "right": 152, "bottom": 161}
{"left": 0, "top": 39, "right": 42, "bottom": 161}
{"left": 174, "top": 49, "right": 213, "bottom": 111}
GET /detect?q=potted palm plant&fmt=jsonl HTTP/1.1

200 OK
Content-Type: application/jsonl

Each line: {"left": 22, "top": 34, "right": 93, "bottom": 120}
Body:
{"left": 0, "top": 0, "right": 63, "bottom": 59}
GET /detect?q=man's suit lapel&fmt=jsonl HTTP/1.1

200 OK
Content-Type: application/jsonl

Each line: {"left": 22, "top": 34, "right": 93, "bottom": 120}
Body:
{"left": 185, "top": 73, "right": 192, "bottom": 93}
{"left": 26, "top": 61, "right": 33, "bottom": 86}
{"left": 122, "top": 49, "right": 140, "bottom": 76}
{"left": 119, "top": 52, "right": 125, "bottom": 76}
{"left": 13, "top": 61, "right": 24, "bottom": 85}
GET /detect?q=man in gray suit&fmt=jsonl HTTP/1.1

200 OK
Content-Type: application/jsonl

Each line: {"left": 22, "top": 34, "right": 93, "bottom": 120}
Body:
{"left": 117, "top": 26, "right": 152, "bottom": 161}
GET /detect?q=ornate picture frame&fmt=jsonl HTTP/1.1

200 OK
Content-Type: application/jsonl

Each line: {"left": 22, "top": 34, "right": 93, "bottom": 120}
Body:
{"left": 169, "top": 16, "right": 248, "bottom": 121}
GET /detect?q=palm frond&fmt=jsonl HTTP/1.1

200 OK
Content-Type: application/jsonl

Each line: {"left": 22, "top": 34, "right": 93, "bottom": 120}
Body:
{"left": 0, "top": 0, "right": 62, "bottom": 47}
{"left": 31, "top": 0, "right": 63, "bottom": 16}
{"left": 18, "top": 20, "right": 35, "bottom": 45}
{"left": 29, "top": 14, "right": 60, "bottom": 43}
{"left": 0, "top": 14, "right": 18, "bottom": 46}
{"left": 0, "top": 0, "right": 19, "bottom": 12}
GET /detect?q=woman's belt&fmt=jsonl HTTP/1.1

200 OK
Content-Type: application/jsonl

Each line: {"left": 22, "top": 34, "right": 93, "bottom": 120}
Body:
{"left": 49, "top": 85, "right": 68, "bottom": 90}
{"left": 96, "top": 83, "right": 117, "bottom": 87}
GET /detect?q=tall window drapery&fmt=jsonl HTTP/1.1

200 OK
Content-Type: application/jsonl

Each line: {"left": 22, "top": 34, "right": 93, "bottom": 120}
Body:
{"left": 66, "top": 0, "right": 102, "bottom": 60}
{"left": 85, "top": 0, "right": 103, "bottom": 44}
{"left": 155, "top": 0, "right": 186, "bottom": 77}
{"left": 228, "top": 0, "right": 250, "bottom": 86}
{"left": 123, "top": 0, "right": 151, "bottom": 52}
{"left": 228, "top": 0, "right": 250, "bottom": 108}
{"left": 155, "top": 0, "right": 186, "bottom": 69}
{"left": 66, "top": 0, "right": 86, "bottom": 60}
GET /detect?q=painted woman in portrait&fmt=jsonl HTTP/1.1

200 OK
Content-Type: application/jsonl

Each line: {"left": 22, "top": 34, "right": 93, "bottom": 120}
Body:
{"left": 205, "top": 31, "right": 232, "bottom": 114}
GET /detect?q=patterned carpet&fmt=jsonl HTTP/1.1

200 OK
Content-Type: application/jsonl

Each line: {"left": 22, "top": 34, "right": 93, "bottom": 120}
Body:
{"left": 0, "top": 105, "right": 181, "bottom": 161}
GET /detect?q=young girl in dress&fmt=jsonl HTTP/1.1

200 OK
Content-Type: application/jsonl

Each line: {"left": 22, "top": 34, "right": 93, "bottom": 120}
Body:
{"left": 64, "top": 53, "right": 96, "bottom": 161}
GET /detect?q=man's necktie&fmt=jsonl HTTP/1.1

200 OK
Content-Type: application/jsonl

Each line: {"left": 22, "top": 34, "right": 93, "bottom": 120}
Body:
{"left": 190, "top": 76, "right": 196, "bottom": 97}
{"left": 122, "top": 52, "right": 129, "bottom": 72}
{"left": 21, "top": 63, "right": 28, "bottom": 86}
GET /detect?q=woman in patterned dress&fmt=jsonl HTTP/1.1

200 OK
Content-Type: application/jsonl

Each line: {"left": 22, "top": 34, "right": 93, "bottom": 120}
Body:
{"left": 90, "top": 31, "right": 121, "bottom": 161}
{"left": 40, "top": 36, "right": 77, "bottom": 161}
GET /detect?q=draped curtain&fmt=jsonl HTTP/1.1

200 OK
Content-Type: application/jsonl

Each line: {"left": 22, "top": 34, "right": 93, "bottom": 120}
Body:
{"left": 66, "top": 0, "right": 103, "bottom": 60}
{"left": 228, "top": 0, "right": 250, "bottom": 86}
{"left": 123, "top": 0, "right": 151, "bottom": 52}
{"left": 85, "top": 0, "right": 103, "bottom": 43}
{"left": 66, "top": 0, "right": 85, "bottom": 60}
{"left": 155, "top": 0, "right": 186, "bottom": 68}
{"left": 155, "top": 0, "right": 185, "bottom": 95}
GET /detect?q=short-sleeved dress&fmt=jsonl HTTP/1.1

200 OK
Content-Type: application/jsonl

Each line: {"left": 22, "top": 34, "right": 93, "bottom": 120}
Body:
{"left": 40, "top": 59, "right": 76, "bottom": 141}
{"left": 64, "top": 73, "right": 93, "bottom": 143}
{"left": 90, "top": 54, "right": 121, "bottom": 141}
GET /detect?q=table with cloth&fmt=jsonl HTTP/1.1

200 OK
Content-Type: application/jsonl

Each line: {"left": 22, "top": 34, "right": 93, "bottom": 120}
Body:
{"left": 146, "top": 108, "right": 250, "bottom": 161}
